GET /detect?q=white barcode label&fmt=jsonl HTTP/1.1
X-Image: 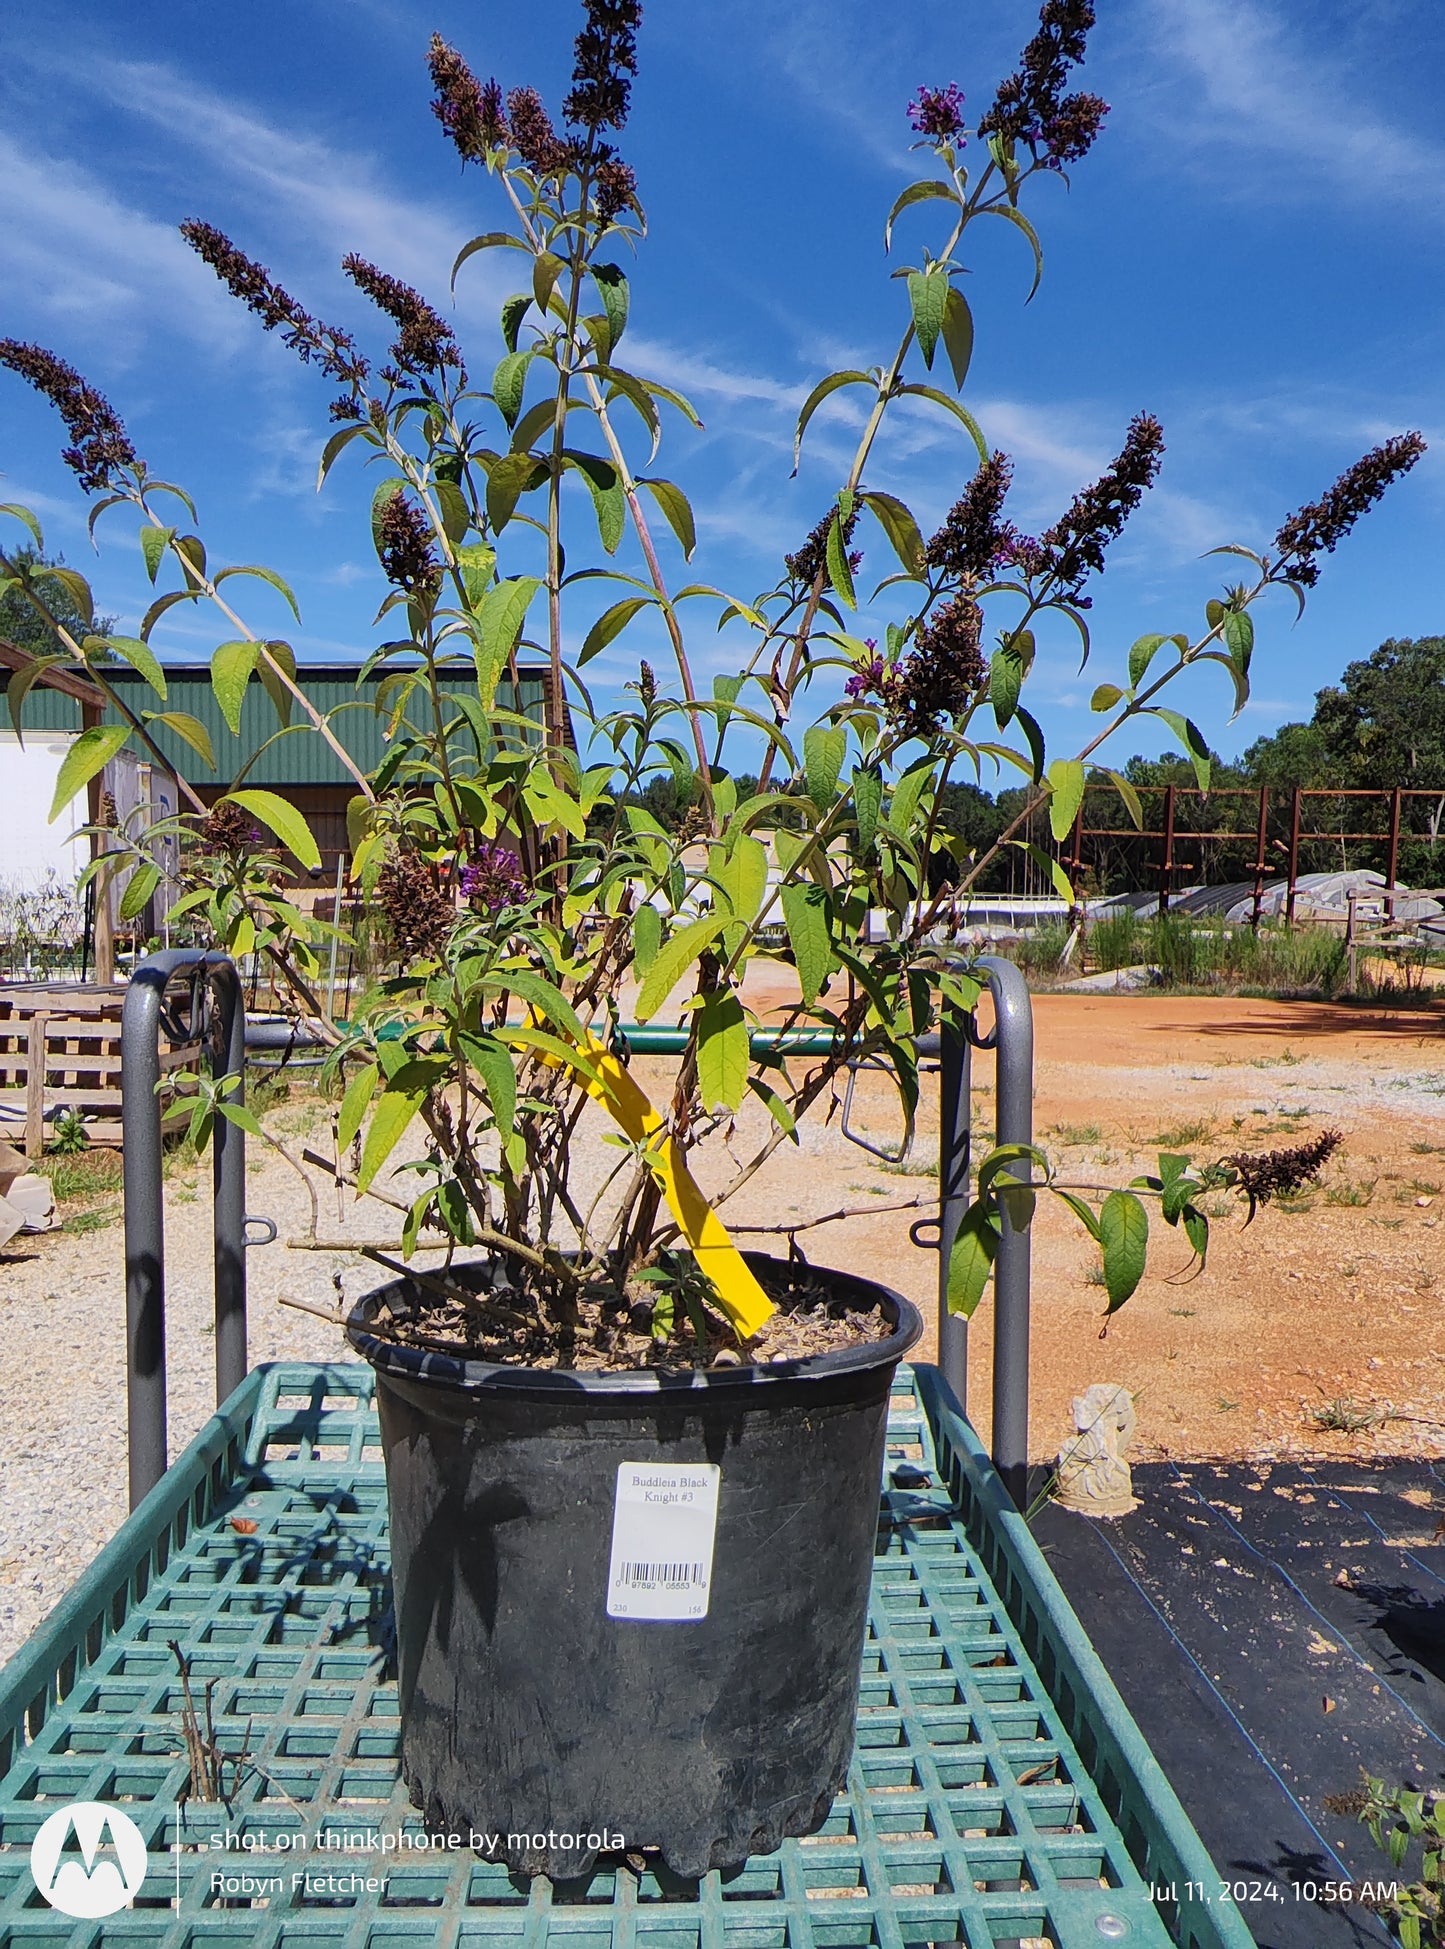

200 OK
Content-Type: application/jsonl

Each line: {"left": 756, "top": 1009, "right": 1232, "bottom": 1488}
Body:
{"left": 606, "top": 1463, "right": 720, "bottom": 1620}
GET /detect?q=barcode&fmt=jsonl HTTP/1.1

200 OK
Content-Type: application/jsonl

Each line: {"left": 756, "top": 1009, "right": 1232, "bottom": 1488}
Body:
{"left": 618, "top": 1561, "right": 707, "bottom": 1589}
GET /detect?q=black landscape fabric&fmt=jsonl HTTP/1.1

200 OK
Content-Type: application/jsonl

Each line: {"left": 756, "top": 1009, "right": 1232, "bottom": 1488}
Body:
{"left": 1034, "top": 1455, "right": 1445, "bottom": 1949}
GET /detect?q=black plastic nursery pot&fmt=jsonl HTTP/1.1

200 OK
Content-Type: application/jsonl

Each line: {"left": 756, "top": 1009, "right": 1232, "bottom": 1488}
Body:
{"left": 345, "top": 1256, "right": 922, "bottom": 1881}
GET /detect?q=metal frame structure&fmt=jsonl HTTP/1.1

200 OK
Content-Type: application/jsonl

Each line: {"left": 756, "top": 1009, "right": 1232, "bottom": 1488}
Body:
{"left": 120, "top": 951, "right": 1037, "bottom": 1504}
{"left": 120, "top": 949, "right": 247, "bottom": 1509}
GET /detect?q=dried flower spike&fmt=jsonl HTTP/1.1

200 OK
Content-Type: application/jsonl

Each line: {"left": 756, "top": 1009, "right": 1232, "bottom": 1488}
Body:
{"left": 376, "top": 490, "right": 441, "bottom": 596}
{"left": 0, "top": 341, "right": 138, "bottom": 492}
{"left": 1033, "top": 411, "right": 1164, "bottom": 602}
{"left": 1273, "top": 433, "right": 1427, "bottom": 588}
{"left": 342, "top": 257, "right": 465, "bottom": 380}
{"left": 427, "top": 33, "right": 508, "bottom": 162}
{"left": 181, "top": 222, "right": 369, "bottom": 391}
{"left": 564, "top": 0, "right": 643, "bottom": 133}
{"left": 925, "top": 451, "right": 1014, "bottom": 579}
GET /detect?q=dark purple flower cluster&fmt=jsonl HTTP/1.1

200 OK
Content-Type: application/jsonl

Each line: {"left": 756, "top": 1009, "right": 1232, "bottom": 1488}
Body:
{"left": 508, "top": 85, "right": 575, "bottom": 178}
{"left": 846, "top": 596, "right": 988, "bottom": 739}
{"left": 427, "top": 33, "right": 508, "bottom": 162}
{"left": 1219, "top": 1129, "right": 1341, "bottom": 1215}
{"left": 376, "top": 490, "right": 441, "bottom": 597}
{"left": 1029, "top": 411, "right": 1164, "bottom": 602}
{"left": 197, "top": 801, "right": 263, "bottom": 856}
{"left": 908, "top": 82, "right": 966, "bottom": 142}
{"left": 924, "top": 450, "right": 1014, "bottom": 579}
{"left": 564, "top": 0, "right": 642, "bottom": 132}
{"left": 784, "top": 503, "right": 862, "bottom": 589}
{"left": 977, "top": 0, "right": 1109, "bottom": 170}
{"left": 180, "top": 222, "right": 370, "bottom": 391}
{"left": 0, "top": 341, "right": 138, "bottom": 492}
{"left": 460, "top": 842, "right": 526, "bottom": 911}
{"left": 1273, "top": 433, "right": 1427, "bottom": 588}
{"left": 595, "top": 156, "right": 639, "bottom": 224}
{"left": 342, "top": 256, "right": 465, "bottom": 381}
{"left": 376, "top": 850, "right": 456, "bottom": 959}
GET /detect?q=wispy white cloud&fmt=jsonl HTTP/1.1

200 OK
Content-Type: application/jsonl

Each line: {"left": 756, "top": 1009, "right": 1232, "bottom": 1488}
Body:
{"left": 1135, "top": 0, "right": 1445, "bottom": 216}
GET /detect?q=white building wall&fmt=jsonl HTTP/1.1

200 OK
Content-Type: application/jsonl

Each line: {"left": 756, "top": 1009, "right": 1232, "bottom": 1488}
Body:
{"left": 0, "top": 731, "right": 88, "bottom": 889}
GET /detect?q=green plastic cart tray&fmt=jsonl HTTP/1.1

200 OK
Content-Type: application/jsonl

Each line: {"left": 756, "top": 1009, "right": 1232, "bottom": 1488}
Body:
{"left": 0, "top": 1363, "right": 1252, "bottom": 1948}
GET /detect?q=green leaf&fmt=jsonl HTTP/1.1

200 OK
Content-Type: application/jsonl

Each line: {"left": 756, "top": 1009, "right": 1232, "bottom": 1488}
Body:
{"left": 804, "top": 724, "right": 847, "bottom": 812}
{"left": 451, "top": 231, "right": 531, "bottom": 291}
{"left": 489, "top": 967, "right": 586, "bottom": 1046}
{"left": 632, "top": 901, "right": 661, "bottom": 976}
{"left": 990, "top": 644, "right": 1025, "bottom": 728}
{"left": 635, "top": 915, "right": 726, "bottom": 1022}
{"left": 780, "top": 881, "right": 832, "bottom": 1002}
{"left": 861, "top": 490, "right": 925, "bottom": 576}
{"left": 1101, "top": 768, "right": 1144, "bottom": 831}
{"left": 485, "top": 453, "right": 549, "bottom": 534}
{"left": 1015, "top": 705, "right": 1046, "bottom": 785}
{"left": 140, "top": 587, "right": 200, "bottom": 640}
{"left": 214, "top": 563, "right": 301, "bottom": 622}
{"left": 102, "top": 635, "right": 167, "bottom": 699}
{"left": 896, "top": 384, "right": 989, "bottom": 464}
{"left": 455, "top": 540, "right": 496, "bottom": 611}
{"left": 1098, "top": 1189, "right": 1149, "bottom": 1312}
{"left": 747, "top": 1073, "right": 797, "bottom": 1142}
{"left": 259, "top": 639, "right": 296, "bottom": 729}
{"left": 475, "top": 574, "right": 543, "bottom": 698}
{"left": 1055, "top": 1188, "right": 1102, "bottom": 1241}
{"left": 1018, "top": 839, "right": 1074, "bottom": 904}
{"left": 1148, "top": 708, "right": 1212, "bottom": 789}
{"left": 1205, "top": 597, "right": 1226, "bottom": 630}
{"left": 435, "top": 479, "right": 470, "bottom": 545}
{"left": 491, "top": 349, "right": 534, "bottom": 428}
{"left": 143, "top": 709, "right": 215, "bottom": 770}
{"left": 888, "top": 756, "right": 935, "bottom": 837}
{"left": 979, "top": 202, "right": 1044, "bottom": 299}
{"left": 0, "top": 501, "right": 44, "bottom": 549}
{"left": 1090, "top": 682, "right": 1125, "bottom": 712}
{"left": 907, "top": 269, "right": 949, "bottom": 368}
{"left": 532, "top": 249, "right": 567, "bottom": 314}
{"left": 637, "top": 477, "right": 695, "bottom": 559}
{"left": 140, "top": 524, "right": 174, "bottom": 584}
{"left": 1223, "top": 608, "right": 1254, "bottom": 672}
{"left": 883, "top": 177, "right": 959, "bottom": 250}
{"left": 336, "top": 1062, "right": 379, "bottom": 1150}
{"left": 940, "top": 285, "right": 975, "bottom": 391}
{"left": 1128, "top": 633, "right": 1168, "bottom": 688}
{"left": 224, "top": 788, "right": 321, "bottom": 870}
{"left": 175, "top": 534, "right": 207, "bottom": 585}
{"left": 853, "top": 766, "right": 882, "bottom": 859}
{"left": 317, "top": 421, "right": 369, "bottom": 490}
{"left": 44, "top": 566, "right": 93, "bottom": 626}
{"left": 357, "top": 1060, "right": 445, "bottom": 1194}
{"left": 580, "top": 594, "right": 653, "bottom": 666}
{"left": 1046, "top": 758, "right": 1085, "bottom": 842}
{"left": 712, "top": 834, "right": 768, "bottom": 922}
{"left": 49, "top": 723, "right": 129, "bottom": 822}
{"left": 696, "top": 988, "right": 749, "bottom": 1113}
{"left": 591, "top": 262, "right": 629, "bottom": 348}
{"left": 947, "top": 1201, "right": 999, "bottom": 1318}
{"left": 500, "top": 291, "right": 531, "bottom": 351}
{"left": 211, "top": 639, "right": 260, "bottom": 735}
{"left": 459, "top": 1033, "right": 516, "bottom": 1139}
{"left": 564, "top": 450, "right": 625, "bottom": 554}
{"left": 792, "top": 369, "right": 874, "bottom": 473}
{"left": 825, "top": 511, "right": 855, "bottom": 609}
{"left": 117, "top": 859, "right": 160, "bottom": 923}
{"left": 5, "top": 654, "right": 59, "bottom": 736}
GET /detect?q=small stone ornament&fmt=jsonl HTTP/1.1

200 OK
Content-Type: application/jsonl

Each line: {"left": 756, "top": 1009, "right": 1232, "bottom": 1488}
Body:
{"left": 1054, "top": 1383, "right": 1138, "bottom": 1519}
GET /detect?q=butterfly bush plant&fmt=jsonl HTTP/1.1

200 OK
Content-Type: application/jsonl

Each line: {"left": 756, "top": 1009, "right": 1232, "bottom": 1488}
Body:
{"left": 0, "top": 0, "right": 1421, "bottom": 1357}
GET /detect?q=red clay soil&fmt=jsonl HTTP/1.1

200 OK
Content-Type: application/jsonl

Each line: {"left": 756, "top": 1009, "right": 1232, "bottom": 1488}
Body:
{"left": 709, "top": 984, "right": 1445, "bottom": 1468}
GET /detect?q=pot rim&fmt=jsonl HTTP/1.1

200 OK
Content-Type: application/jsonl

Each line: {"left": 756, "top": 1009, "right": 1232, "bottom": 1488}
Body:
{"left": 344, "top": 1251, "right": 923, "bottom": 1398}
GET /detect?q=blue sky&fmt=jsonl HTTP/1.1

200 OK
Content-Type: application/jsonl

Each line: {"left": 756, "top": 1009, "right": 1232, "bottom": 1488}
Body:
{"left": 2, "top": 0, "right": 1443, "bottom": 781}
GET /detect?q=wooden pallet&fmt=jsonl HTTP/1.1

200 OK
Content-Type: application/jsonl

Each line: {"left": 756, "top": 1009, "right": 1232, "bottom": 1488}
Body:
{"left": 0, "top": 983, "right": 200, "bottom": 1156}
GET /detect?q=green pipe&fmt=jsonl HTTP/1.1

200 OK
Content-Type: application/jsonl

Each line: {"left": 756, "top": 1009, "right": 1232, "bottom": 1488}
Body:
{"left": 617, "top": 1024, "right": 836, "bottom": 1057}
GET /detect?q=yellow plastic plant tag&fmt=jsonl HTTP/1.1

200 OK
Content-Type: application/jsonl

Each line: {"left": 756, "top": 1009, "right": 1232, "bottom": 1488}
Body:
{"left": 508, "top": 1022, "right": 777, "bottom": 1339}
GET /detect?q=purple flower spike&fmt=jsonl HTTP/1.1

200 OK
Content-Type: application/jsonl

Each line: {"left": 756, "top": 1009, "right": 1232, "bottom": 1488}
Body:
{"left": 461, "top": 842, "right": 526, "bottom": 911}
{"left": 908, "top": 83, "right": 966, "bottom": 142}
